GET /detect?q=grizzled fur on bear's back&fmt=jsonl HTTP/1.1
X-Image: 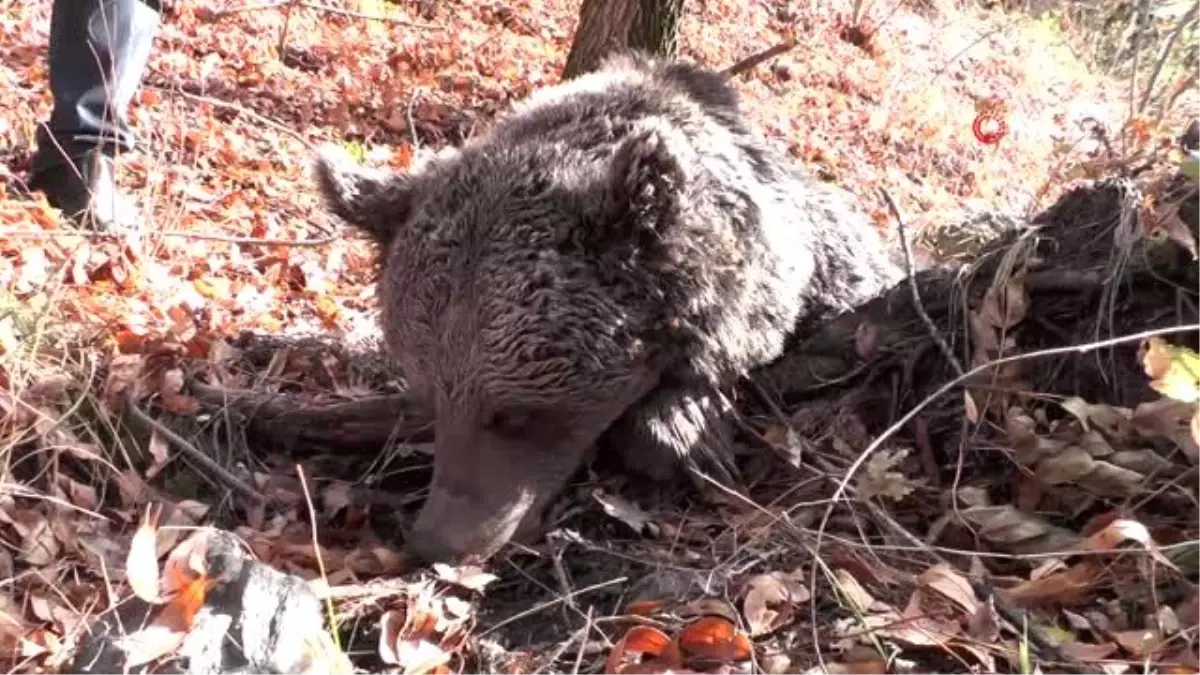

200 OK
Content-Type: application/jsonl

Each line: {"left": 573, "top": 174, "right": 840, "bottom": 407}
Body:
{"left": 323, "top": 51, "right": 901, "bottom": 401}
{"left": 491, "top": 51, "right": 899, "bottom": 331}
{"left": 346, "top": 53, "right": 825, "bottom": 393}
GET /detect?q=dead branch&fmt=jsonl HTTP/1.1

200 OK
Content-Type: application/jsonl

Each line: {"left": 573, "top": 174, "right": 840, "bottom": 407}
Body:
{"left": 188, "top": 381, "right": 433, "bottom": 452}
{"left": 880, "top": 187, "right": 964, "bottom": 377}
{"left": 0, "top": 229, "right": 336, "bottom": 247}
{"left": 212, "top": 0, "right": 441, "bottom": 28}
{"left": 1139, "top": 0, "right": 1200, "bottom": 114}
{"left": 722, "top": 39, "right": 799, "bottom": 78}
{"left": 156, "top": 231, "right": 336, "bottom": 247}
{"left": 147, "top": 83, "right": 316, "bottom": 149}
{"left": 122, "top": 391, "right": 264, "bottom": 504}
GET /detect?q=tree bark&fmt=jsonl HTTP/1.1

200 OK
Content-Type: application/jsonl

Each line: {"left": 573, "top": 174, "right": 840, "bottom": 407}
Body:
{"left": 562, "top": 0, "right": 685, "bottom": 80}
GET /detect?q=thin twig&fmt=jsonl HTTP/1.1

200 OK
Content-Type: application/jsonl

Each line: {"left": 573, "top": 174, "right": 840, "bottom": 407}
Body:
{"left": 296, "top": 463, "right": 346, "bottom": 653}
{"left": 0, "top": 229, "right": 116, "bottom": 240}
{"left": 122, "top": 391, "right": 264, "bottom": 505}
{"left": 407, "top": 91, "right": 423, "bottom": 151}
{"left": 209, "top": 0, "right": 288, "bottom": 15}
{"left": 0, "top": 228, "right": 335, "bottom": 246}
{"left": 148, "top": 85, "right": 318, "bottom": 150}
{"left": 722, "top": 39, "right": 799, "bottom": 78}
{"left": 303, "top": 1, "right": 439, "bottom": 27}
{"left": 1138, "top": 0, "right": 1199, "bottom": 114}
{"left": 1124, "top": 0, "right": 1150, "bottom": 155}
{"left": 570, "top": 605, "right": 594, "bottom": 675}
{"left": 879, "top": 188, "right": 964, "bottom": 377}
{"left": 477, "top": 577, "right": 627, "bottom": 638}
{"left": 157, "top": 230, "right": 336, "bottom": 246}
{"left": 215, "top": 0, "right": 440, "bottom": 27}
{"left": 928, "top": 13, "right": 1028, "bottom": 83}
{"left": 277, "top": 0, "right": 299, "bottom": 56}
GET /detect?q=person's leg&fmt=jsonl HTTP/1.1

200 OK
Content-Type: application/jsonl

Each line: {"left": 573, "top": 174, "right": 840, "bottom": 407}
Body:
{"left": 28, "top": 0, "right": 161, "bottom": 231}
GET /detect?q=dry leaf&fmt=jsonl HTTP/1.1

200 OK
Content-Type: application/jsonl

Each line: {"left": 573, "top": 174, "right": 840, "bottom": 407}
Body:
{"left": 858, "top": 448, "right": 920, "bottom": 502}
{"left": 960, "top": 505, "right": 1083, "bottom": 554}
{"left": 963, "top": 390, "right": 980, "bottom": 423}
{"left": 431, "top": 562, "right": 498, "bottom": 592}
{"left": 626, "top": 599, "right": 666, "bottom": 616}
{"left": 394, "top": 638, "right": 453, "bottom": 675}
{"left": 741, "top": 571, "right": 809, "bottom": 637}
{"left": 1110, "top": 629, "right": 1161, "bottom": 658}
{"left": 979, "top": 271, "right": 1028, "bottom": 329}
{"left": 803, "top": 660, "right": 890, "bottom": 674}
{"left": 127, "top": 505, "right": 165, "bottom": 603}
{"left": 833, "top": 569, "right": 876, "bottom": 613}
{"left": 1131, "top": 397, "right": 1200, "bottom": 459}
{"left": 1140, "top": 337, "right": 1200, "bottom": 403}
{"left": 967, "top": 595, "right": 1000, "bottom": 642}
{"left": 1081, "top": 518, "right": 1175, "bottom": 568}
{"left": 854, "top": 320, "right": 880, "bottom": 360}
{"left": 998, "top": 560, "right": 1103, "bottom": 607}
{"left": 917, "top": 563, "right": 978, "bottom": 614}
{"left": 17, "top": 512, "right": 60, "bottom": 566}
{"left": 379, "top": 609, "right": 406, "bottom": 666}
{"left": 592, "top": 488, "right": 657, "bottom": 535}
{"left": 1060, "top": 641, "right": 1120, "bottom": 662}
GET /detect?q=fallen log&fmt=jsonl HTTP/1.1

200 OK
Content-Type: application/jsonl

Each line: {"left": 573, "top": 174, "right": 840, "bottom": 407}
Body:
{"left": 189, "top": 382, "right": 433, "bottom": 453}
{"left": 186, "top": 177, "right": 1198, "bottom": 467}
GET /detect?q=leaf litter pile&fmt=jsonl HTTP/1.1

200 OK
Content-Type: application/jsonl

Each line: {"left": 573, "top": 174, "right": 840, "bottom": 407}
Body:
{"left": 1, "top": 0, "right": 1198, "bottom": 673}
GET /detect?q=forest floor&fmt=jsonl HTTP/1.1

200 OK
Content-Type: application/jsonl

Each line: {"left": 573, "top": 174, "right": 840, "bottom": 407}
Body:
{"left": 0, "top": 0, "right": 1196, "bottom": 673}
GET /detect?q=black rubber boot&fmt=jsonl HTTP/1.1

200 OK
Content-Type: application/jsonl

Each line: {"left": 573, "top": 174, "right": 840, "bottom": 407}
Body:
{"left": 27, "top": 0, "right": 161, "bottom": 232}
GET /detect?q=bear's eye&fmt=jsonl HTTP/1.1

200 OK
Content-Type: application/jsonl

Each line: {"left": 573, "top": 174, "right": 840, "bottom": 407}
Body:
{"left": 484, "top": 408, "right": 532, "bottom": 437}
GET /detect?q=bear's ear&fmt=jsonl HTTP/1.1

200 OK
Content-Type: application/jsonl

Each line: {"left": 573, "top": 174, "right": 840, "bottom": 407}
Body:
{"left": 603, "top": 124, "right": 689, "bottom": 241}
{"left": 312, "top": 144, "right": 416, "bottom": 247}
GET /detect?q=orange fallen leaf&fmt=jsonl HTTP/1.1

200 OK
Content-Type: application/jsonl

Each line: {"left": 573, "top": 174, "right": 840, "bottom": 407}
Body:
{"left": 168, "top": 567, "right": 213, "bottom": 627}
{"left": 676, "top": 616, "right": 752, "bottom": 664}
{"left": 604, "top": 625, "right": 681, "bottom": 674}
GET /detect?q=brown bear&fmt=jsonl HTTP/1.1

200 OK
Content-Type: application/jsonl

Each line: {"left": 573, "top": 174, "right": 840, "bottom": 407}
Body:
{"left": 313, "top": 52, "right": 901, "bottom": 564}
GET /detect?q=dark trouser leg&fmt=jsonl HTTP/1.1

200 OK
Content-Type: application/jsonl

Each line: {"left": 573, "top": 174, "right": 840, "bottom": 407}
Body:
{"left": 28, "top": 0, "right": 161, "bottom": 230}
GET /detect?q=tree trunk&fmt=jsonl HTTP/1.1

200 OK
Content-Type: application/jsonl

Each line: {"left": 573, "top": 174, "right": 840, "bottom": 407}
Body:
{"left": 562, "top": 0, "right": 685, "bottom": 80}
